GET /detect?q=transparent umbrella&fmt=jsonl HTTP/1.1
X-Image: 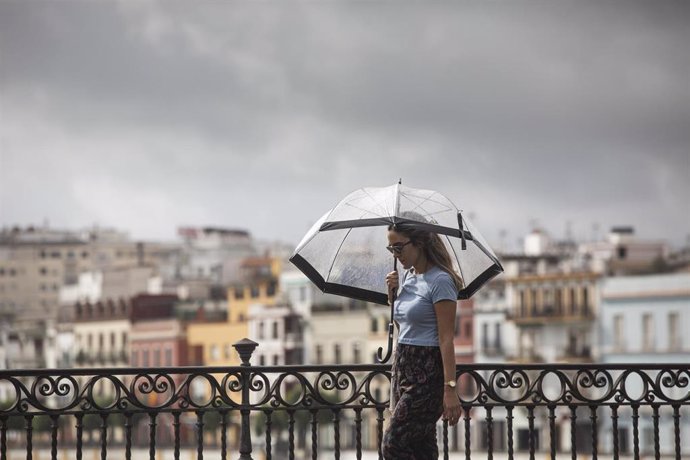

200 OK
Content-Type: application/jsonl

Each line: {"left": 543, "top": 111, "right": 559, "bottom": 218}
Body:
{"left": 290, "top": 182, "right": 503, "bottom": 362}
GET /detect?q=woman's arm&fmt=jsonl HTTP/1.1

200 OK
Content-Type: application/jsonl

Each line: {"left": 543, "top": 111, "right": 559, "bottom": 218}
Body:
{"left": 434, "top": 299, "right": 462, "bottom": 425}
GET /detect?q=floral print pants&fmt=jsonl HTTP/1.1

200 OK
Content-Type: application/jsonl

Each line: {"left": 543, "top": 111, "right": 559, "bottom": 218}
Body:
{"left": 382, "top": 343, "right": 444, "bottom": 460}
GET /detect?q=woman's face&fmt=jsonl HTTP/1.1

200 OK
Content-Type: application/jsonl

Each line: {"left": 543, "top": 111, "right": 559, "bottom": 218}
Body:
{"left": 387, "top": 229, "right": 422, "bottom": 270}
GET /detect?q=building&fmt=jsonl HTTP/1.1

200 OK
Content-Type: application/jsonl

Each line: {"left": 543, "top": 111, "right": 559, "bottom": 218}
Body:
{"left": 129, "top": 294, "right": 198, "bottom": 368}
{"left": 72, "top": 298, "right": 131, "bottom": 368}
{"left": 508, "top": 271, "right": 599, "bottom": 363}
{"left": 579, "top": 227, "right": 668, "bottom": 275}
{"left": 0, "top": 225, "right": 167, "bottom": 368}
{"left": 186, "top": 256, "right": 281, "bottom": 367}
{"left": 248, "top": 302, "right": 304, "bottom": 366}
{"left": 598, "top": 273, "right": 690, "bottom": 455}
{"left": 177, "top": 227, "right": 256, "bottom": 284}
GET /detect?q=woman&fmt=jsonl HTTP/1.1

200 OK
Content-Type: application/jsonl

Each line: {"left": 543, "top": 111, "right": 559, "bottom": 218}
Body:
{"left": 382, "top": 221, "right": 463, "bottom": 460}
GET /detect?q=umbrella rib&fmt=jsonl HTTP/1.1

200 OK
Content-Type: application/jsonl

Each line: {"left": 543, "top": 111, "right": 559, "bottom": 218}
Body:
{"left": 342, "top": 201, "right": 387, "bottom": 219}
{"left": 399, "top": 192, "right": 455, "bottom": 223}
{"left": 360, "top": 188, "right": 391, "bottom": 217}
{"left": 325, "top": 227, "right": 354, "bottom": 283}
{"left": 401, "top": 190, "right": 456, "bottom": 213}
{"left": 340, "top": 188, "right": 391, "bottom": 218}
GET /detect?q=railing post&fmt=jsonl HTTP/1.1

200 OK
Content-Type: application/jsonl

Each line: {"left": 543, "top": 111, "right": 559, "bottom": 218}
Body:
{"left": 234, "top": 338, "right": 258, "bottom": 460}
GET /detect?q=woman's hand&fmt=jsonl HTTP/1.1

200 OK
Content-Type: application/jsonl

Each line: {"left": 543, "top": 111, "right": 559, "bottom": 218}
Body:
{"left": 443, "top": 387, "right": 463, "bottom": 426}
{"left": 385, "top": 271, "right": 399, "bottom": 303}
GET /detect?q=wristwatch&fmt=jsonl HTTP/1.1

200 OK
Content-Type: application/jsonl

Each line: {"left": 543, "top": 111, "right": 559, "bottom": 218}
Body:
{"left": 444, "top": 380, "right": 457, "bottom": 388}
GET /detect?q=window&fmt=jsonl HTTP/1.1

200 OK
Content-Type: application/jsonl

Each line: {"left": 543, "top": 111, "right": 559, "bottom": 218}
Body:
{"left": 334, "top": 344, "right": 342, "bottom": 364}
{"left": 613, "top": 314, "right": 625, "bottom": 351}
{"left": 235, "top": 288, "right": 245, "bottom": 299}
{"left": 582, "top": 287, "right": 589, "bottom": 316}
{"left": 370, "top": 317, "right": 378, "bottom": 333}
{"left": 267, "top": 281, "right": 277, "bottom": 297}
{"left": 98, "top": 333, "right": 104, "bottom": 350}
{"left": 555, "top": 289, "right": 563, "bottom": 314}
{"left": 210, "top": 345, "right": 220, "bottom": 361}
{"left": 131, "top": 351, "right": 138, "bottom": 366}
{"left": 315, "top": 345, "right": 323, "bottom": 364}
{"left": 258, "top": 321, "right": 265, "bottom": 340}
{"left": 353, "top": 343, "right": 361, "bottom": 363}
{"left": 543, "top": 289, "right": 554, "bottom": 313}
{"left": 481, "top": 323, "right": 489, "bottom": 349}
{"left": 165, "top": 348, "right": 173, "bottom": 366}
{"left": 39, "top": 267, "right": 47, "bottom": 276}
{"left": 122, "top": 332, "right": 128, "bottom": 347}
{"left": 617, "top": 246, "right": 627, "bottom": 259}
{"left": 110, "top": 332, "right": 116, "bottom": 347}
{"left": 668, "top": 312, "right": 680, "bottom": 351}
{"left": 259, "top": 355, "right": 265, "bottom": 366}
{"left": 272, "top": 321, "right": 279, "bottom": 339}
{"left": 569, "top": 288, "right": 577, "bottom": 315}
{"left": 519, "top": 290, "right": 526, "bottom": 317}
{"left": 642, "top": 314, "right": 654, "bottom": 351}
{"left": 154, "top": 349, "right": 161, "bottom": 367}
{"left": 224, "top": 344, "right": 232, "bottom": 359}
{"left": 250, "top": 286, "right": 260, "bottom": 298}
{"left": 494, "top": 323, "right": 502, "bottom": 349}
{"left": 273, "top": 355, "right": 279, "bottom": 366}
{"left": 142, "top": 350, "right": 150, "bottom": 367}
{"left": 464, "top": 321, "right": 472, "bottom": 339}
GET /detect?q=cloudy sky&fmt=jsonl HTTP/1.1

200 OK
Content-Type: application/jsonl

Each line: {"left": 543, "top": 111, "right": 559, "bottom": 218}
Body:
{"left": 1, "top": 1, "right": 688, "bottom": 250}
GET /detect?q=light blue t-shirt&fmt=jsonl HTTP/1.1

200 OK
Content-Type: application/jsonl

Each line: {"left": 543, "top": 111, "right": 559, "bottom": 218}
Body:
{"left": 394, "top": 265, "right": 459, "bottom": 347}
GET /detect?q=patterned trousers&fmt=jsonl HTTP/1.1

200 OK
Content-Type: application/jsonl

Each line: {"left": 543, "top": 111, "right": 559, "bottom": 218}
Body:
{"left": 382, "top": 343, "right": 444, "bottom": 460}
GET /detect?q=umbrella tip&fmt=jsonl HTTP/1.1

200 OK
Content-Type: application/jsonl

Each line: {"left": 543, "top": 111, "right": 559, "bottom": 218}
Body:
{"left": 398, "top": 178, "right": 402, "bottom": 185}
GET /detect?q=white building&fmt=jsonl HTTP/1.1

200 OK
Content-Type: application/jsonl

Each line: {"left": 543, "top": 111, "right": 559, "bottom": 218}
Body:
{"left": 579, "top": 227, "right": 667, "bottom": 275}
{"left": 177, "top": 227, "right": 257, "bottom": 284}
{"left": 598, "top": 273, "right": 690, "bottom": 455}
{"left": 600, "top": 273, "right": 690, "bottom": 362}
{"left": 473, "top": 278, "right": 516, "bottom": 364}
{"left": 248, "top": 302, "right": 304, "bottom": 366}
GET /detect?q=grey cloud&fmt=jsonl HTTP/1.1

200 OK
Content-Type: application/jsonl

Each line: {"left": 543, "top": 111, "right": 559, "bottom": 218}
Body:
{"left": 1, "top": 1, "right": 688, "bottom": 248}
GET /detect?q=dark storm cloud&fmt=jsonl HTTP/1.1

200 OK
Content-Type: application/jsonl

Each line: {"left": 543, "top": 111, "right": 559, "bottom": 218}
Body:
{"left": 1, "top": 1, "right": 688, "bottom": 248}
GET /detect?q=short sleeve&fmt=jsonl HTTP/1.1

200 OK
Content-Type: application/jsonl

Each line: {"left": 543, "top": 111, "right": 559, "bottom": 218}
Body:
{"left": 430, "top": 271, "right": 458, "bottom": 304}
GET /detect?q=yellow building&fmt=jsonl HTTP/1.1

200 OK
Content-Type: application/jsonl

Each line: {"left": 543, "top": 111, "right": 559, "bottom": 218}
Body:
{"left": 186, "top": 256, "right": 281, "bottom": 366}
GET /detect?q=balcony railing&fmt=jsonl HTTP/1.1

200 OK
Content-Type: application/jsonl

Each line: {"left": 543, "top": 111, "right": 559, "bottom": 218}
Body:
{"left": 0, "top": 339, "right": 688, "bottom": 459}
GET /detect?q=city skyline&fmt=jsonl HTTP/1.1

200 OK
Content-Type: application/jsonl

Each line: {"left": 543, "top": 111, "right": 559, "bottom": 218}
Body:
{"left": 1, "top": 1, "right": 688, "bottom": 249}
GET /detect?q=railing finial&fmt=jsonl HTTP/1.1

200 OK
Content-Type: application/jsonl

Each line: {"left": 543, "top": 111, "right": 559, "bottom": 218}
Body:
{"left": 233, "top": 338, "right": 258, "bottom": 366}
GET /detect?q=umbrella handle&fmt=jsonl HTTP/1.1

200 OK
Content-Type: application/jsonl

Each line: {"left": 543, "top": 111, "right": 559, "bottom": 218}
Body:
{"left": 376, "top": 258, "right": 398, "bottom": 363}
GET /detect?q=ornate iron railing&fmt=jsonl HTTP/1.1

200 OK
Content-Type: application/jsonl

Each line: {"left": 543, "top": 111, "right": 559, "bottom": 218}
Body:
{"left": 0, "top": 339, "right": 688, "bottom": 459}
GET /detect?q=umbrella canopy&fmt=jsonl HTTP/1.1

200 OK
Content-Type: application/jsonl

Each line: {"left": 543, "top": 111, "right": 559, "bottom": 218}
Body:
{"left": 290, "top": 183, "right": 503, "bottom": 306}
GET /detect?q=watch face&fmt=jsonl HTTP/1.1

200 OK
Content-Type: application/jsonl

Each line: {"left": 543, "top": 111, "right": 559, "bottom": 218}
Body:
{"left": 447, "top": 380, "right": 456, "bottom": 387}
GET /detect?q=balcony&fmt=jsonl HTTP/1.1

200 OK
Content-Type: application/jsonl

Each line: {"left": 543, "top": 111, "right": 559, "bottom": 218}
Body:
{"left": 0, "top": 340, "right": 688, "bottom": 458}
{"left": 513, "top": 304, "right": 595, "bottom": 326}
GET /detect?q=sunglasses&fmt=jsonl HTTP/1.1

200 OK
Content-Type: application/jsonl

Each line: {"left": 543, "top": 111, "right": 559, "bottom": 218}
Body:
{"left": 386, "top": 240, "right": 412, "bottom": 255}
